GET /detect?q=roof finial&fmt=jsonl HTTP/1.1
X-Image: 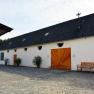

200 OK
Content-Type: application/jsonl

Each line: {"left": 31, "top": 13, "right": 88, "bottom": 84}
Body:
{"left": 76, "top": 12, "right": 81, "bottom": 18}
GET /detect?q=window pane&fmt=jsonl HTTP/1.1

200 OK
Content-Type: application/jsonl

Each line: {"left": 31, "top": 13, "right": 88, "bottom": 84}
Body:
{"left": 1, "top": 52, "right": 4, "bottom": 60}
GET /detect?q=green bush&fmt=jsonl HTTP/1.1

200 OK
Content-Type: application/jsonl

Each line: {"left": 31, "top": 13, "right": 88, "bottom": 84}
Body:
{"left": 33, "top": 56, "right": 42, "bottom": 68}
{"left": 15, "top": 58, "right": 21, "bottom": 67}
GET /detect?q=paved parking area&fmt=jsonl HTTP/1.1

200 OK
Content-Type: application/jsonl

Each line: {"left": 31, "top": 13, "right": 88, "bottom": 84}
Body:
{"left": 0, "top": 65, "right": 94, "bottom": 94}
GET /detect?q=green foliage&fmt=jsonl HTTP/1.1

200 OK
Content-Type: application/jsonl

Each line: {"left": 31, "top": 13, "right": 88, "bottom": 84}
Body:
{"left": 15, "top": 58, "right": 21, "bottom": 67}
{"left": 5, "top": 58, "right": 9, "bottom": 66}
{"left": 33, "top": 56, "right": 42, "bottom": 68}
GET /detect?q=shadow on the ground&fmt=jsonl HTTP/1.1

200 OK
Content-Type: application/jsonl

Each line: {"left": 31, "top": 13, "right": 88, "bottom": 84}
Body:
{"left": 0, "top": 65, "right": 67, "bottom": 80}
{"left": 0, "top": 65, "right": 94, "bottom": 90}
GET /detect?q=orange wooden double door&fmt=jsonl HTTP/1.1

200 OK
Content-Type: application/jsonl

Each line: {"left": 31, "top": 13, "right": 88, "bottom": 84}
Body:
{"left": 51, "top": 48, "right": 71, "bottom": 70}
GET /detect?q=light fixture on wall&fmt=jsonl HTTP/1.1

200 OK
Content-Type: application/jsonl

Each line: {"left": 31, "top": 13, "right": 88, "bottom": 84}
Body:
{"left": 7, "top": 50, "right": 9, "bottom": 53}
{"left": 57, "top": 43, "right": 64, "bottom": 47}
{"left": 24, "top": 48, "right": 27, "bottom": 51}
{"left": 38, "top": 46, "right": 42, "bottom": 50}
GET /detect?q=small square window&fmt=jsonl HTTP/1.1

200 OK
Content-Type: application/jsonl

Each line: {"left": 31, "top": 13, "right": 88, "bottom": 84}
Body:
{"left": 24, "top": 48, "right": 27, "bottom": 51}
{"left": 22, "top": 38, "right": 26, "bottom": 42}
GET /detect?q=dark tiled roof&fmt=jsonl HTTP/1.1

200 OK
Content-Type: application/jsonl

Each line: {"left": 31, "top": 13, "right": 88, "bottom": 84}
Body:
{"left": 0, "top": 23, "right": 13, "bottom": 36}
{"left": 0, "top": 13, "right": 94, "bottom": 50}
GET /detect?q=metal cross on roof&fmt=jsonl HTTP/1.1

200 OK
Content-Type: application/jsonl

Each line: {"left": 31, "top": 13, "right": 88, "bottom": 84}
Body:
{"left": 76, "top": 13, "right": 81, "bottom": 18}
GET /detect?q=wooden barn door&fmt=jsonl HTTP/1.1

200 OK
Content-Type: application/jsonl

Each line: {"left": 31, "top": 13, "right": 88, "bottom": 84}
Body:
{"left": 13, "top": 54, "right": 17, "bottom": 65}
{"left": 51, "top": 48, "right": 71, "bottom": 70}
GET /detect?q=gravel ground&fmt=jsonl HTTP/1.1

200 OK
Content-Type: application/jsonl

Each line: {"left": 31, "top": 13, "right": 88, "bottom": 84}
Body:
{"left": 0, "top": 65, "right": 94, "bottom": 94}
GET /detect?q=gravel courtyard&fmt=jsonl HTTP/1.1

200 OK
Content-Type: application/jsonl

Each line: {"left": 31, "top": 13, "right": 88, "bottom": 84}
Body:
{"left": 0, "top": 66, "right": 94, "bottom": 94}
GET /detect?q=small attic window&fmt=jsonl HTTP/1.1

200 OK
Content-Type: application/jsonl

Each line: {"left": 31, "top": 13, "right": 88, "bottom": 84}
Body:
{"left": 44, "top": 32, "right": 49, "bottom": 36}
{"left": 22, "top": 38, "right": 26, "bottom": 42}
{"left": 9, "top": 42, "right": 12, "bottom": 45}
{"left": 77, "top": 26, "right": 81, "bottom": 29}
{"left": 38, "top": 46, "right": 42, "bottom": 50}
{"left": 57, "top": 43, "right": 64, "bottom": 47}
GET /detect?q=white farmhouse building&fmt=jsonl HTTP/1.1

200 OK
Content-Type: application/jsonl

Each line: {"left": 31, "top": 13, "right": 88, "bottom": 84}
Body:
{"left": 0, "top": 13, "right": 94, "bottom": 71}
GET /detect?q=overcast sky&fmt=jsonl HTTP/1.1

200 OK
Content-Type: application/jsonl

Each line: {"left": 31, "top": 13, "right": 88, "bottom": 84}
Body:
{"left": 0, "top": 0, "right": 94, "bottom": 39}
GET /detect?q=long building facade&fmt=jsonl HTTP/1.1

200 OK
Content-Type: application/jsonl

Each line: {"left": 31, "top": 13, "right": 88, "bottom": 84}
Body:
{"left": 0, "top": 13, "right": 94, "bottom": 71}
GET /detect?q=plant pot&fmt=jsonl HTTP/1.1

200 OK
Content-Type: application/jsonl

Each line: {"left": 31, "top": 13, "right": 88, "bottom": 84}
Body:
{"left": 17, "top": 63, "right": 20, "bottom": 67}
{"left": 37, "top": 63, "right": 40, "bottom": 68}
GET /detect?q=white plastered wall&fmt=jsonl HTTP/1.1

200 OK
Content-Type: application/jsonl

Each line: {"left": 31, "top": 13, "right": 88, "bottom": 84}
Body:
{"left": 0, "top": 36, "right": 94, "bottom": 70}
